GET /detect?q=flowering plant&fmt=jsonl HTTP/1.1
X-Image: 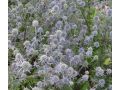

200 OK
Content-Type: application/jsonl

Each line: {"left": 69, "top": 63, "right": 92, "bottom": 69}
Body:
{"left": 8, "top": 0, "right": 112, "bottom": 90}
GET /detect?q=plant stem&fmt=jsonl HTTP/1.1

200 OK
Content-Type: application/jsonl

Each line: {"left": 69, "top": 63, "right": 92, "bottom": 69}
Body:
{"left": 80, "top": 8, "right": 91, "bottom": 33}
{"left": 24, "top": 28, "right": 26, "bottom": 41}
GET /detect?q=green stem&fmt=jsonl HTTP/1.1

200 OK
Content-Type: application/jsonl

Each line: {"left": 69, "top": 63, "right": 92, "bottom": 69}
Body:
{"left": 80, "top": 8, "right": 91, "bottom": 33}
{"left": 24, "top": 29, "right": 26, "bottom": 41}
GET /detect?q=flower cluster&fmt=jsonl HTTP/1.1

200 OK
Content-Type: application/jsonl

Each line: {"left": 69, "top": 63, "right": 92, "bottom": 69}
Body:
{"left": 8, "top": 0, "right": 112, "bottom": 90}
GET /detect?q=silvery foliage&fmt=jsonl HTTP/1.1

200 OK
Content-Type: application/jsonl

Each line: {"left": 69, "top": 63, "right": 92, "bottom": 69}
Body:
{"left": 8, "top": 0, "right": 112, "bottom": 90}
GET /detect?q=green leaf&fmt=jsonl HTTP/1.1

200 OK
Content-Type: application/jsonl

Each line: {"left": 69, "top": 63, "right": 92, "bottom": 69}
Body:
{"left": 62, "top": 85, "right": 73, "bottom": 90}
{"left": 104, "top": 58, "right": 112, "bottom": 65}
{"left": 19, "top": 26, "right": 26, "bottom": 32}
{"left": 80, "top": 82, "right": 89, "bottom": 90}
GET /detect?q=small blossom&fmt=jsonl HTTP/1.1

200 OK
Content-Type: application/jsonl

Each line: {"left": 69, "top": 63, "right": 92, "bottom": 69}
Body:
{"left": 61, "top": 77, "right": 70, "bottom": 85}
{"left": 52, "top": 5, "right": 60, "bottom": 13}
{"left": 79, "top": 47, "right": 85, "bottom": 53}
{"left": 84, "top": 36, "right": 91, "bottom": 45}
{"left": 49, "top": 75, "right": 60, "bottom": 85}
{"left": 21, "top": 61, "right": 32, "bottom": 72}
{"left": 94, "top": 16, "right": 100, "bottom": 22}
{"left": 15, "top": 53, "right": 24, "bottom": 65}
{"left": 81, "top": 74, "right": 89, "bottom": 81}
{"left": 65, "top": 48, "right": 73, "bottom": 56}
{"left": 106, "top": 69, "right": 112, "bottom": 75}
{"left": 64, "top": 24, "right": 71, "bottom": 31}
{"left": 94, "top": 42, "right": 100, "bottom": 48}
{"left": 55, "top": 62, "right": 68, "bottom": 73}
{"left": 23, "top": 40, "right": 30, "bottom": 49}
{"left": 78, "top": 1, "right": 86, "bottom": 7}
{"left": 95, "top": 67, "right": 104, "bottom": 77}
{"left": 86, "top": 50, "right": 92, "bottom": 57}
{"left": 36, "top": 27, "right": 43, "bottom": 34}
{"left": 62, "top": 15, "right": 68, "bottom": 21}
{"left": 98, "top": 79, "right": 105, "bottom": 88}
{"left": 26, "top": 48, "right": 36, "bottom": 56}
{"left": 32, "top": 20, "right": 39, "bottom": 27}
{"left": 88, "top": 47, "right": 93, "bottom": 51}
{"left": 12, "top": 28, "right": 18, "bottom": 36}
{"left": 55, "top": 21, "right": 63, "bottom": 29}
{"left": 39, "top": 55, "right": 48, "bottom": 64}
{"left": 92, "top": 31, "right": 98, "bottom": 36}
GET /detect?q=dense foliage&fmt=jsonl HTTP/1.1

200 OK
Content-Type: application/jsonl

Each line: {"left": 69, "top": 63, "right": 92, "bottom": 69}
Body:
{"left": 8, "top": 0, "right": 112, "bottom": 90}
